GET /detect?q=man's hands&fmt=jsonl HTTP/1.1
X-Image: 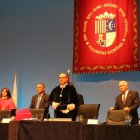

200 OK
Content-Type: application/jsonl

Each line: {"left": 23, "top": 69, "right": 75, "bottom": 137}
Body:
{"left": 67, "top": 103, "right": 75, "bottom": 111}
{"left": 61, "top": 103, "right": 76, "bottom": 114}
{"left": 123, "top": 107, "right": 130, "bottom": 112}
{"left": 52, "top": 102, "right": 76, "bottom": 114}
{"left": 52, "top": 102, "right": 60, "bottom": 110}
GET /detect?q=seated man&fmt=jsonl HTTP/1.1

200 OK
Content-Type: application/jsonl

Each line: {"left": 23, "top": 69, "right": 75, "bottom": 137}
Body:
{"left": 49, "top": 73, "right": 79, "bottom": 121}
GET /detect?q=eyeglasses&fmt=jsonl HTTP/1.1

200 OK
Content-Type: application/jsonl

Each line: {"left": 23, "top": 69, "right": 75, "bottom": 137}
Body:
{"left": 59, "top": 77, "right": 67, "bottom": 79}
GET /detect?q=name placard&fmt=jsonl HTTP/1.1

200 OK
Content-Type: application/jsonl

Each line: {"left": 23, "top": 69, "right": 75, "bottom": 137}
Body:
{"left": 47, "top": 118, "right": 72, "bottom": 122}
{"left": 87, "top": 119, "right": 98, "bottom": 124}
{"left": 2, "top": 118, "right": 11, "bottom": 123}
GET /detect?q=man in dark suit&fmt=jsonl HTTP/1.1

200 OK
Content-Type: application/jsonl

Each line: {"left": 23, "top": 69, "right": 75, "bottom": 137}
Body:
{"left": 112, "top": 80, "right": 140, "bottom": 125}
{"left": 30, "top": 83, "right": 50, "bottom": 118}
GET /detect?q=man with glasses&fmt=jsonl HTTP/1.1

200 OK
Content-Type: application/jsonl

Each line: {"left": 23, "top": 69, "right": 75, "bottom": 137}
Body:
{"left": 49, "top": 73, "right": 79, "bottom": 121}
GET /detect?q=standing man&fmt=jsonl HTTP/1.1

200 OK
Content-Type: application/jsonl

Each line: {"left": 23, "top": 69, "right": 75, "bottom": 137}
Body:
{"left": 49, "top": 73, "right": 79, "bottom": 120}
{"left": 30, "top": 83, "right": 50, "bottom": 118}
{"left": 112, "top": 80, "right": 140, "bottom": 125}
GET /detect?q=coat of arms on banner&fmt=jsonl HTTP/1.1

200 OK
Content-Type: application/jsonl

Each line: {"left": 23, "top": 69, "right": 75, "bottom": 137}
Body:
{"left": 95, "top": 12, "right": 116, "bottom": 47}
{"left": 73, "top": 0, "right": 139, "bottom": 73}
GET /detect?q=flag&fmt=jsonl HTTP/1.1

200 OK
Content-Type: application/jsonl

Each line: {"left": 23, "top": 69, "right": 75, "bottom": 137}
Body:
{"left": 12, "top": 73, "right": 18, "bottom": 107}
{"left": 73, "top": 0, "right": 139, "bottom": 73}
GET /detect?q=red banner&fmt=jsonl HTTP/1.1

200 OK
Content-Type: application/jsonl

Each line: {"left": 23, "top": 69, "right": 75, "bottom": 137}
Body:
{"left": 73, "top": 0, "right": 139, "bottom": 73}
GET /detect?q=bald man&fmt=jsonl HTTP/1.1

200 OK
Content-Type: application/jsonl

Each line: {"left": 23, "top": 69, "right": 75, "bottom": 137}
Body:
{"left": 49, "top": 73, "right": 79, "bottom": 120}
{"left": 113, "top": 80, "right": 140, "bottom": 125}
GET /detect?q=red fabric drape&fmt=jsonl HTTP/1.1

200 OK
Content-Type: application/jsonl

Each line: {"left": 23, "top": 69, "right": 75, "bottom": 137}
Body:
{"left": 73, "top": 0, "right": 139, "bottom": 73}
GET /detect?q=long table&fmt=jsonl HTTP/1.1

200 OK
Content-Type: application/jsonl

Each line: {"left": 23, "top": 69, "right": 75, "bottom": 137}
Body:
{"left": 5, "top": 120, "right": 140, "bottom": 140}
{"left": 82, "top": 124, "right": 134, "bottom": 140}
{"left": 8, "top": 121, "right": 83, "bottom": 140}
{"left": 0, "top": 123, "right": 9, "bottom": 140}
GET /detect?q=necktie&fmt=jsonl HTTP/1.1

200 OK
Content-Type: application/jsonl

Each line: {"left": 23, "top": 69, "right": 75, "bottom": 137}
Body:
{"left": 36, "top": 95, "right": 41, "bottom": 109}
{"left": 122, "top": 94, "right": 126, "bottom": 105}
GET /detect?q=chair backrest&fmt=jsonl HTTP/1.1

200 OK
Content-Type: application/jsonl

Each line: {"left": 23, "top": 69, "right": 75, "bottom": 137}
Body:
{"left": 0, "top": 110, "right": 12, "bottom": 122}
{"left": 29, "top": 109, "right": 45, "bottom": 121}
{"left": 106, "top": 110, "right": 131, "bottom": 125}
{"left": 77, "top": 93, "right": 84, "bottom": 105}
{"left": 78, "top": 104, "right": 100, "bottom": 119}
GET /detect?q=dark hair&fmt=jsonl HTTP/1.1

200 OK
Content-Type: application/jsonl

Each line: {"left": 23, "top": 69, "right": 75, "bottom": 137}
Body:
{"left": 0, "top": 87, "right": 11, "bottom": 98}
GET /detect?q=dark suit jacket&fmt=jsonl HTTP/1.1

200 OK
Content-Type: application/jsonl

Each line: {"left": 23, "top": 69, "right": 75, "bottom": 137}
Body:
{"left": 114, "top": 91, "right": 140, "bottom": 125}
{"left": 30, "top": 93, "right": 50, "bottom": 117}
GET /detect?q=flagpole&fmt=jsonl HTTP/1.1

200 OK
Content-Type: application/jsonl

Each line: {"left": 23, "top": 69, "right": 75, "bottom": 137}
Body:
{"left": 12, "top": 72, "right": 18, "bottom": 107}
{"left": 67, "top": 68, "right": 75, "bottom": 85}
